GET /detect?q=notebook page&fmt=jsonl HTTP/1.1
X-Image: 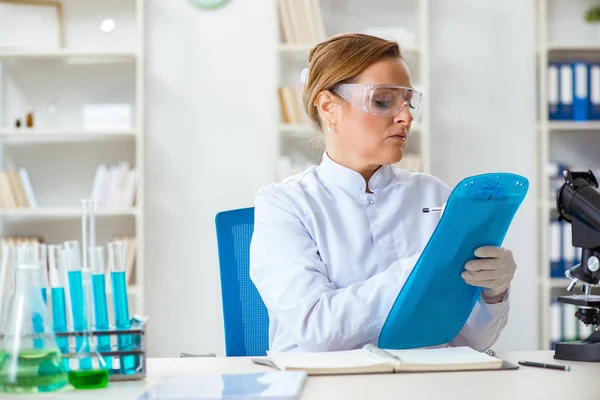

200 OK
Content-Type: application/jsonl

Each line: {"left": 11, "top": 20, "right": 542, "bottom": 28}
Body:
{"left": 268, "top": 349, "right": 383, "bottom": 370}
{"left": 385, "top": 346, "right": 499, "bottom": 365}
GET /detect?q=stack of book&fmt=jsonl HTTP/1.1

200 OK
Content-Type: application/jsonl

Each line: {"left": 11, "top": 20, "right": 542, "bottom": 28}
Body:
{"left": 112, "top": 235, "right": 137, "bottom": 285}
{"left": 276, "top": 0, "right": 326, "bottom": 45}
{"left": 279, "top": 86, "right": 310, "bottom": 125}
{"left": 0, "top": 168, "right": 37, "bottom": 208}
{"left": 548, "top": 61, "right": 600, "bottom": 121}
{"left": 91, "top": 162, "right": 137, "bottom": 209}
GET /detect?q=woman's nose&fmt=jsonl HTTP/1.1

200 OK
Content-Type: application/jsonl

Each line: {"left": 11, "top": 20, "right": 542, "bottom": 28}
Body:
{"left": 393, "top": 103, "right": 413, "bottom": 124}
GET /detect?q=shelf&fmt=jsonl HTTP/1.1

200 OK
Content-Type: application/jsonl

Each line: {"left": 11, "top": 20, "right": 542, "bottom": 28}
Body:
{"left": 0, "top": 128, "right": 138, "bottom": 143}
{"left": 545, "top": 44, "right": 600, "bottom": 52}
{"left": 545, "top": 121, "right": 600, "bottom": 131}
{"left": 549, "top": 278, "right": 570, "bottom": 288}
{"left": 0, "top": 49, "right": 137, "bottom": 62}
{"left": 0, "top": 207, "right": 138, "bottom": 218}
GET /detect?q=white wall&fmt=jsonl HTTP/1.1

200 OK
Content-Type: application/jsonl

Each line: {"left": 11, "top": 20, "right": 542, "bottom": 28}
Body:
{"left": 144, "top": 0, "right": 539, "bottom": 356}
{"left": 145, "top": 0, "right": 278, "bottom": 357}
{"left": 429, "top": 0, "right": 538, "bottom": 350}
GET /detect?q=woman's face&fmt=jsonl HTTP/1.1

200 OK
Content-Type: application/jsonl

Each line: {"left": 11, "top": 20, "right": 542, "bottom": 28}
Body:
{"left": 329, "top": 57, "right": 414, "bottom": 167}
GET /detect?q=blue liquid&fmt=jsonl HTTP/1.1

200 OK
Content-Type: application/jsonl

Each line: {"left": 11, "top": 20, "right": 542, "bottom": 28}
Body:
{"left": 67, "top": 271, "right": 91, "bottom": 370}
{"left": 51, "top": 288, "right": 70, "bottom": 371}
{"left": 111, "top": 271, "right": 135, "bottom": 374}
{"left": 92, "top": 274, "right": 112, "bottom": 371}
{"left": 33, "top": 289, "right": 47, "bottom": 349}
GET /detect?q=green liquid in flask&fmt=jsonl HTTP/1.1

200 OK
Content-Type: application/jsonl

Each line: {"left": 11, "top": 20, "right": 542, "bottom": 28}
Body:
{"left": 0, "top": 349, "right": 68, "bottom": 393}
{"left": 69, "top": 369, "right": 109, "bottom": 390}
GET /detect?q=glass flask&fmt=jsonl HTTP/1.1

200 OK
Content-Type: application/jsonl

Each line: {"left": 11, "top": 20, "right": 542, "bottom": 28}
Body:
{"left": 0, "top": 263, "right": 68, "bottom": 393}
{"left": 0, "top": 244, "right": 17, "bottom": 346}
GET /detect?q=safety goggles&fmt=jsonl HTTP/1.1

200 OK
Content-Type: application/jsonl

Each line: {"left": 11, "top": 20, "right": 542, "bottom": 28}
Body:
{"left": 332, "top": 84, "right": 423, "bottom": 120}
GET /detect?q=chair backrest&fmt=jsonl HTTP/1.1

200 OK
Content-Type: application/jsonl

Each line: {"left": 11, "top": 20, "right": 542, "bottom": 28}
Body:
{"left": 215, "top": 207, "right": 269, "bottom": 357}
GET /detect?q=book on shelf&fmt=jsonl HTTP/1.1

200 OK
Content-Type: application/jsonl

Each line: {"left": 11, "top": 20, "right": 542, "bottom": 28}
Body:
{"left": 547, "top": 61, "right": 600, "bottom": 121}
{"left": 0, "top": 168, "right": 38, "bottom": 208}
{"left": 260, "top": 344, "right": 505, "bottom": 376}
{"left": 279, "top": 86, "right": 310, "bottom": 125}
{"left": 106, "top": 235, "right": 137, "bottom": 286}
{"left": 91, "top": 162, "right": 137, "bottom": 209}
{"left": 277, "top": 0, "right": 326, "bottom": 45}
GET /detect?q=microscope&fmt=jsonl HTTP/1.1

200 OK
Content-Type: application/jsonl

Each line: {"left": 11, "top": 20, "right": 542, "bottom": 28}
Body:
{"left": 554, "top": 169, "right": 600, "bottom": 362}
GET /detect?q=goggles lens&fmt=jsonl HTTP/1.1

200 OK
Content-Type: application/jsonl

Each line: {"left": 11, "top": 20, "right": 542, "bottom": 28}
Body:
{"left": 368, "top": 87, "right": 423, "bottom": 119}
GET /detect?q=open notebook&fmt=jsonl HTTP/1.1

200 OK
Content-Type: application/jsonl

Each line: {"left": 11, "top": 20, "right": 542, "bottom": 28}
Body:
{"left": 255, "top": 344, "right": 510, "bottom": 375}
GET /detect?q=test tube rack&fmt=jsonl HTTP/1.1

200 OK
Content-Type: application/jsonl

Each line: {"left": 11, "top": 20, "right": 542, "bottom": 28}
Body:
{"left": 54, "top": 315, "right": 148, "bottom": 382}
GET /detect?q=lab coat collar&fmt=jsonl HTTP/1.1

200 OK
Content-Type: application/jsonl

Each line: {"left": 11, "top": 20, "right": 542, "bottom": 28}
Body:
{"left": 318, "top": 151, "right": 393, "bottom": 196}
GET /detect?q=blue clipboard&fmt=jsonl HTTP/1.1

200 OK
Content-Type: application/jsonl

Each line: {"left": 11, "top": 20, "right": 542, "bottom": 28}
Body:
{"left": 378, "top": 172, "right": 529, "bottom": 349}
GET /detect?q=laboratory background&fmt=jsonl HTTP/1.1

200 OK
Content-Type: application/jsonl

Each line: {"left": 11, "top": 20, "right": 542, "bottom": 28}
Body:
{"left": 0, "top": 0, "right": 597, "bottom": 361}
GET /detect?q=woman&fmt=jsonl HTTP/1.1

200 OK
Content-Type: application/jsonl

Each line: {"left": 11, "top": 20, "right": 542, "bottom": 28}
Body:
{"left": 249, "top": 33, "right": 516, "bottom": 353}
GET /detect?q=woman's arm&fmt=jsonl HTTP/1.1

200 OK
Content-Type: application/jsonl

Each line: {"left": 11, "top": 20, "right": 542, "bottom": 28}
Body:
{"left": 249, "top": 187, "right": 420, "bottom": 353}
{"left": 449, "top": 291, "right": 510, "bottom": 351}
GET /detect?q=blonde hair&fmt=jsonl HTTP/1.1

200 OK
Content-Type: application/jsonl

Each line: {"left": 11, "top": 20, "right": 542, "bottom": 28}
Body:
{"left": 302, "top": 33, "right": 402, "bottom": 135}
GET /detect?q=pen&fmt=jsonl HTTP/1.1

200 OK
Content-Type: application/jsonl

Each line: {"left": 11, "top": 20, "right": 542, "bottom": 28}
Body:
{"left": 422, "top": 207, "right": 443, "bottom": 213}
{"left": 518, "top": 361, "right": 570, "bottom": 371}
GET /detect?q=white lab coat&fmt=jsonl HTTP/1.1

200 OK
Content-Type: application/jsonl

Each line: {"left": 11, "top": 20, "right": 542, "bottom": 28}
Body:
{"left": 249, "top": 152, "right": 509, "bottom": 353}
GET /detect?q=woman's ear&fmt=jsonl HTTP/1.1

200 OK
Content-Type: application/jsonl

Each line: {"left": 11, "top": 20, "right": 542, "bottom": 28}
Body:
{"left": 315, "top": 90, "right": 339, "bottom": 127}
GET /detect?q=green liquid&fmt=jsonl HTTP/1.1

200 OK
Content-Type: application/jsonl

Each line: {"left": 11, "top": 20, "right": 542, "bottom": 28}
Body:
{"left": 68, "top": 369, "right": 109, "bottom": 390}
{"left": 0, "top": 349, "right": 68, "bottom": 393}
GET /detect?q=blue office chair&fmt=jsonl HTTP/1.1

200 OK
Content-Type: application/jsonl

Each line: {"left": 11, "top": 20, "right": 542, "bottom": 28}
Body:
{"left": 215, "top": 207, "right": 270, "bottom": 357}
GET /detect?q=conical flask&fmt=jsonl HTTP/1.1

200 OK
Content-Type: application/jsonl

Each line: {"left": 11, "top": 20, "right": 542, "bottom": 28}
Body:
{"left": 0, "top": 244, "right": 17, "bottom": 347}
{"left": 0, "top": 263, "right": 68, "bottom": 393}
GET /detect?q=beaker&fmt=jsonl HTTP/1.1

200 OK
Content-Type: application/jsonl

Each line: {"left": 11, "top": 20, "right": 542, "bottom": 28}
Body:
{"left": 0, "top": 263, "right": 68, "bottom": 393}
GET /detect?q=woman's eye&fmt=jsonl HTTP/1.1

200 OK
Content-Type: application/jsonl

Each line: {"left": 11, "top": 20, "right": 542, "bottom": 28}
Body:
{"left": 374, "top": 100, "right": 391, "bottom": 108}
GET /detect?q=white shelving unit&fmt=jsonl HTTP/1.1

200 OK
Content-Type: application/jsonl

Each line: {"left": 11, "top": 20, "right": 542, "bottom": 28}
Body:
{"left": 0, "top": 0, "right": 144, "bottom": 315}
{"left": 535, "top": 0, "right": 600, "bottom": 350}
{"left": 273, "top": 0, "right": 431, "bottom": 180}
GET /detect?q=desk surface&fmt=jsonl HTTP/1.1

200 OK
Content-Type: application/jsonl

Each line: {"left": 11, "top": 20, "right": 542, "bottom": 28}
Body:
{"left": 2, "top": 350, "right": 599, "bottom": 399}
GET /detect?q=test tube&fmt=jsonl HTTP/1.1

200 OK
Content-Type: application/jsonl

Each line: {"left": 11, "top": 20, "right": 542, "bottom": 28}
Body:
{"left": 109, "top": 241, "right": 135, "bottom": 374}
{"left": 48, "top": 244, "right": 69, "bottom": 369}
{"left": 89, "top": 245, "right": 112, "bottom": 371}
{"left": 64, "top": 241, "right": 91, "bottom": 369}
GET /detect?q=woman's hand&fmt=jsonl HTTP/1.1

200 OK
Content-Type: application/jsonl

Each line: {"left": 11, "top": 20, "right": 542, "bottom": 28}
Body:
{"left": 461, "top": 246, "right": 516, "bottom": 304}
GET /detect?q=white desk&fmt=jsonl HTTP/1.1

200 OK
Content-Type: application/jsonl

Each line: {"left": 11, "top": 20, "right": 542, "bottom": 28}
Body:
{"left": 3, "top": 351, "right": 600, "bottom": 399}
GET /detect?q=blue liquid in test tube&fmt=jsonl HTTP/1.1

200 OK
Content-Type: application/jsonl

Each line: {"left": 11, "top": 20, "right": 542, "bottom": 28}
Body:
{"left": 89, "top": 246, "right": 112, "bottom": 371}
{"left": 64, "top": 241, "right": 92, "bottom": 370}
{"left": 109, "top": 241, "right": 135, "bottom": 374}
{"left": 48, "top": 245, "right": 70, "bottom": 370}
